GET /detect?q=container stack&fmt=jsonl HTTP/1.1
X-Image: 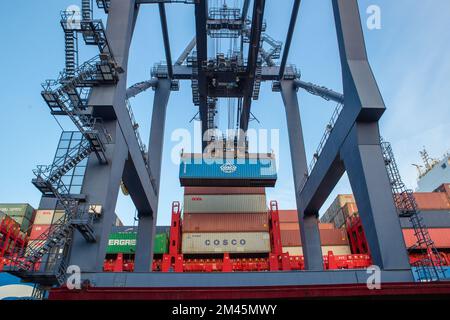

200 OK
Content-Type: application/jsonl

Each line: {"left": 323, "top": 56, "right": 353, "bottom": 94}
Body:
{"left": 0, "top": 204, "right": 35, "bottom": 233}
{"left": 181, "top": 187, "right": 271, "bottom": 254}
{"left": 279, "top": 210, "right": 351, "bottom": 256}
{"left": 27, "top": 209, "right": 65, "bottom": 255}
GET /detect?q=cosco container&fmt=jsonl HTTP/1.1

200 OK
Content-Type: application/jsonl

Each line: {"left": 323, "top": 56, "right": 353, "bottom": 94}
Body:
{"left": 184, "top": 194, "right": 267, "bottom": 213}
{"left": 184, "top": 187, "right": 266, "bottom": 195}
{"left": 182, "top": 232, "right": 271, "bottom": 254}
{"left": 179, "top": 154, "right": 277, "bottom": 187}
{"left": 182, "top": 212, "right": 269, "bottom": 233}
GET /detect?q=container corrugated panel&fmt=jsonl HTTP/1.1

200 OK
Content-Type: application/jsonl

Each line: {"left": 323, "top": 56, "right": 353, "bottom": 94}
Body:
{"left": 279, "top": 210, "right": 298, "bottom": 223}
{"left": 0, "top": 204, "right": 34, "bottom": 220}
{"left": 52, "top": 210, "right": 65, "bottom": 224}
{"left": 413, "top": 193, "right": 450, "bottom": 210}
{"left": 281, "top": 229, "right": 349, "bottom": 247}
{"left": 10, "top": 216, "right": 32, "bottom": 233}
{"left": 279, "top": 222, "right": 335, "bottom": 230}
{"left": 320, "top": 229, "right": 349, "bottom": 246}
{"left": 184, "top": 194, "right": 267, "bottom": 213}
{"left": 34, "top": 210, "right": 55, "bottom": 225}
{"left": 321, "top": 245, "right": 351, "bottom": 255}
{"left": 182, "top": 212, "right": 269, "bottom": 232}
{"left": 283, "top": 246, "right": 303, "bottom": 256}
{"left": 106, "top": 232, "right": 169, "bottom": 254}
{"left": 29, "top": 224, "right": 52, "bottom": 240}
{"left": 182, "top": 232, "right": 271, "bottom": 254}
{"left": 184, "top": 187, "right": 266, "bottom": 195}
{"left": 403, "top": 228, "right": 450, "bottom": 248}
{"left": 321, "top": 195, "right": 354, "bottom": 223}
{"left": 282, "top": 246, "right": 351, "bottom": 256}
{"left": 179, "top": 156, "right": 277, "bottom": 187}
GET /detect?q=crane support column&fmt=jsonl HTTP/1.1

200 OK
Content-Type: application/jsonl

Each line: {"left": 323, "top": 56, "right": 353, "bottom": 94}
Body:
{"left": 134, "top": 79, "right": 171, "bottom": 272}
{"left": 280, "top": 80, "right": 323, "bottom": 271}
{"left": 69, "top": 122, "right": 129, "bottom": 272}
{"left": 340, "top": 123, "right": 411, "bottom": 270}
{"left": 69, "top": 0, "right": 146, "bottom": 272}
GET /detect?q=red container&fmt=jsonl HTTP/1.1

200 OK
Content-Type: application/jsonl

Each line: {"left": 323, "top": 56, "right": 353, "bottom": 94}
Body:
{"left": 403, "top": 228, "right": 450, "bottom": 248}
{"left": 29, "top": 224, "right": 52, "bottom": 240}
{"left": 413, "top": 193, "right": 450, "bottom": 210}
{"left": 184, "top": 187, "right": 266, "bottom": 195}
{"left": 281, "top": 230, "right": 301, "bottom": 246}
{"left": 182, "top": 212, "right": 269, "bottom": 232}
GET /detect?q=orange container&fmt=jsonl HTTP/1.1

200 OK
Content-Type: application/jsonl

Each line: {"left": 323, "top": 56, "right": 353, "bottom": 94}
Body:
{"left": 280, "top": 222, "right": 334, "bottom": 230}
{"left": 278, "top": 210, "right": 299, "bottom": 223}
{"left": 413, "top": 193, "right": 450, "bottom": 210}
{"left": 403, "top": 228, "right": 450, "bottom": 248}
{"left": 182, "top": 212, "right": 269, "bottom": 233}
{"left": 280, "top": 228, "right": 349, "bottom": 247}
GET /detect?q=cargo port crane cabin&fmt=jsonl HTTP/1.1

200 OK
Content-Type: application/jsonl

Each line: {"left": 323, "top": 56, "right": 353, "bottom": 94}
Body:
{"left": 20, "top": 0, "right": 416, "bottom": 288}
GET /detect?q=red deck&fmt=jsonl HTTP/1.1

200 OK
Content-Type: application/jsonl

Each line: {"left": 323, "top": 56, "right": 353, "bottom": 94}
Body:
{"left": 49, "top": 282, "right": 450, "bottom": 300}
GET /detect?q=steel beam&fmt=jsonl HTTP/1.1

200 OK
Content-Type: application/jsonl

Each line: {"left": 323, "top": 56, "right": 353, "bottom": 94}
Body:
{"left": 280, "top": 80, "right": 323, "bottom": 271}
{"left": 294, "top": 79, "right": 344, "bottom": 104}
{"left": 239, "top": 0, "right": 266, "bottom": 133}
{"left": 134, "top": 79, "right": 171, "bottom": 272}
{"left": 154, "top": 65, "right": 296, "bottom": 80}
{"left": 159, "top": 3, "right": 173, "bottom": 78}
{"left": 194, "top": 0, "right": 208, "bottom": 148}
{"left": 175, "top": 37, "right": 196, "bottom": 65}
{"left": 279, "top": 0, "right": 301, "bottom": 80}
{"left": 126, "top": 79, "right": 158, "bottom": 99}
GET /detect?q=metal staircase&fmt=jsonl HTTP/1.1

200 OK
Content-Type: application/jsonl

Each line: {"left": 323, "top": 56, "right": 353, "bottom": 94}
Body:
{"left": 381, "top": 140, "right": 445, "bottom": 281}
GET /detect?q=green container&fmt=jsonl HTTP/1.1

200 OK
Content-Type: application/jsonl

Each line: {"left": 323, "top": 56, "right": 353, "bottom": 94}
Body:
{"left": 0, "top": 204, "right": 34, "bottom": 221}
{"left": 10, "top": 216, "right": 32, "bottom": 233}
{"left": 106, "top": 232, "right": 168, "bottom": 255}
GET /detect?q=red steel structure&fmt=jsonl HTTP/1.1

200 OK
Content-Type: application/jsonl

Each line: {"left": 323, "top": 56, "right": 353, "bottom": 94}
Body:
{"left": 0, "top": 215, "right": 28, "bottom": 261}
{"left": 101, "top": 201, "right": 372, "bottom": 273}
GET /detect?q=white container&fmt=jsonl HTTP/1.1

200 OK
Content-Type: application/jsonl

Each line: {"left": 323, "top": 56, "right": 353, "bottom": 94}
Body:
{"left": 283, "top": 246, "right": 303, "bottom": 256}
{"left": 182, "top": 232, "right": 271, "bottom": 254}
{"left": 34, "top": 210, "right": 55, "bottom": 225}
{"left": 282, "top": 246, "right": 351, "bottom": 256}
{"left": 183, "top": 194, "right": 267, "bottom": 213}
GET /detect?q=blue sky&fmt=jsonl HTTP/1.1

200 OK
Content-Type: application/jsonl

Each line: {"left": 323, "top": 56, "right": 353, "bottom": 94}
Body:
{"left": 0, "top": 1, "right": 449, "bottom": 227}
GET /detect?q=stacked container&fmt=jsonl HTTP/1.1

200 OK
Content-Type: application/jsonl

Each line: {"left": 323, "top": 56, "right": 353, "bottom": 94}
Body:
{"left": 0, "top": 204, "right": 35, "bottom": 233}
{"left": 279, "top": 210, "right": 351, "bottom": 256}
{"left": 26, "top": 209, "right": 65, "bottom": 255}
{"left": 181, "top": 187, "right": 271, "bottom": 254}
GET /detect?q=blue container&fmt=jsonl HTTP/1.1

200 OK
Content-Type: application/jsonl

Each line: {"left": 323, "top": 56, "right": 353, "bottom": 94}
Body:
{"left": 179, "top": 155, "right": 277, "bottom": 187}
{"left": 411, "top": 266, "right": 450, "bottom": 282}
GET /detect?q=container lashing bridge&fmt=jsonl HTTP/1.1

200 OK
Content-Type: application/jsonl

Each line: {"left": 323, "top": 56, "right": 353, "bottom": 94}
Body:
{"left": 5, "top": 0, "right": 447, "bottom": 297}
